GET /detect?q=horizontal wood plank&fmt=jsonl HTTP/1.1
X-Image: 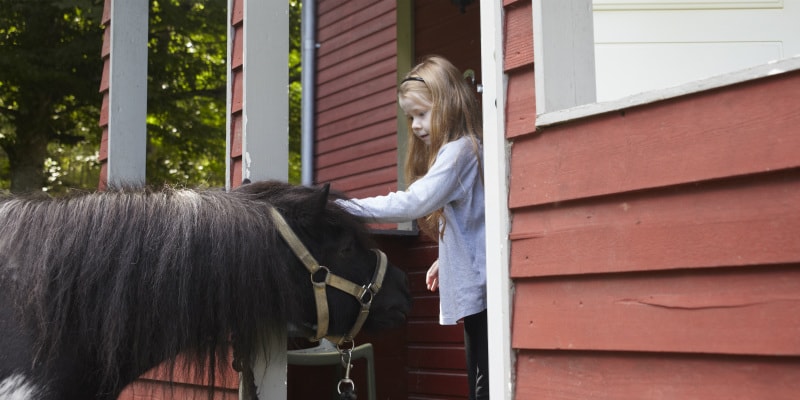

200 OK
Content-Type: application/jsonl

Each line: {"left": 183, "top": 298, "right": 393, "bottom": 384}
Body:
{"left": 512, "top": 265, "right": 800, "bottom": 355}
{"left": 325, "top": 165, "right": 397, "bottom": 195}
{"left": 136, "top": 355, "right": 238, "bottom": 389}
{"left": 316, "top": 98, "right": 396, "bottom": 140}
{"left": 316, "top": 121, "right": 397, "bottom": 156}
{"left": 407, "top": 296, "right": 441, "bottom": 319}
{"left": 406, "top": 320, "right": 464, "bottom": 345}
{"left": 99, "top": 57, "right": 109, "bottom": 92}
{"left": 511, "top": 170, "right": 800, "bottom": 276}
{"left": 317, "top": 73, "right": 397, "bottom": 116}
{"left": 230, "top": 0, "right": 242, "bottom": 25}
{"left": 229, "top": 113, "right": 242, "bottom": 158}
{"left": 317, "top": 36, "right": 396, "bottom": 85}
{"left": 317, "top": 153, "right": 395, "bottom": 185}
{"left": 509, "top": 71, "right": 800, "bottom": 207}
{"left": 517, "top": 351, "right": 800, "bottom": 400}
{"left": 318, "top": 0, "right": 394, "bottom": 42}
{"left": 407, "top": 371, "right": 468, "bottom": 398}
{"left": 230, "top": 70, "right": 242, "bottom": 113}
{"left": 318, "top": 28, "right": 394, "bottom": 69}
{"left": 99, "top": 93, "right": 109, "bottom": 127}
{"left": 317, "top": 52, "right": 396, "bottom": 100}
{"left": 317, "top": 0, "right": 384, "bottom": 29}
{"left": 505, "top": 68, "right": 537, "bottom": 138}
{"left": 408, "top": 345, "right": 466, "bottom": 371}
{"left": 317, "top": 87, "right": 397, "bottom": 127}
{"left": 504, "top": 0, "right": 534, "bottom": 71}
{"left": 230, "top": 27, "right": 242, "bottom": 69}
{"left": 119, "top": 380, "right": 237, "bottom": 400}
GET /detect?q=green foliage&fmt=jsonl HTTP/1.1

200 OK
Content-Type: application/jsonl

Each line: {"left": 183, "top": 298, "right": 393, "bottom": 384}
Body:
{"left": 145, "top": 0, "right": 228, "bottom": 188}
{"left": 0, "top": 0, "right": 303, "bottom": 192}
{"left": 288, "top": 0, "right": 302, "bottom": 184}
{"left": 0, "top": 0, "right": 104, "bottom": 193}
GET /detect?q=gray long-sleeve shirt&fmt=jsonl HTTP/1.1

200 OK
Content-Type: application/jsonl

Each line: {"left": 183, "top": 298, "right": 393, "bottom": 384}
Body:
{"left": 339, "top": 137, "right": 486, "bottom": 325}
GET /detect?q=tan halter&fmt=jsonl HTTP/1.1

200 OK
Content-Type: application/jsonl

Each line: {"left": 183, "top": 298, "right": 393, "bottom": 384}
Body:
{"left": 267, "top": 206, "right": 388, "bottom": 345}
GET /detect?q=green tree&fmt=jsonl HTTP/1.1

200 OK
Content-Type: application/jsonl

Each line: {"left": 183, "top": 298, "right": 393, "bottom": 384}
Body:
{"left": 145, "top": 0, "right": 228, "bottom": 188}
{"left": 0, "top": 0, "right": 104, "bottom": 193}
{"left": 288, "top": 0, "right": 302, "bottom": 184}
{"left": 0, "top": 0, "right": 302, "bottom": 193}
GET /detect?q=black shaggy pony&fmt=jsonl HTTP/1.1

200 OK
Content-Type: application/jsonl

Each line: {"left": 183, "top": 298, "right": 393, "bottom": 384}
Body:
{"left": 0, "top": 180, "right": 411, "bottom": 400}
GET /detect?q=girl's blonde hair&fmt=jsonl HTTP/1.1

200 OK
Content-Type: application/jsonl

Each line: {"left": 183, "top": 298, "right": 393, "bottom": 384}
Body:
{"left": 399, "top": 55, "right": 483, "bottom": 240}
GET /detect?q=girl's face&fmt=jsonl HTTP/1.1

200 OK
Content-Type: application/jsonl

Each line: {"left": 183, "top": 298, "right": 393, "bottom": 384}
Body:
{"left": 399, "top": 95, "right": 433, "bottom": 146}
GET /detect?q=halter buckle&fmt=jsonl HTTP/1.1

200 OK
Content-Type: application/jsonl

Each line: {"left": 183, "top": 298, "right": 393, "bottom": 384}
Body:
{"left": 311, "top": 265, "right": 330, "bottom": 285}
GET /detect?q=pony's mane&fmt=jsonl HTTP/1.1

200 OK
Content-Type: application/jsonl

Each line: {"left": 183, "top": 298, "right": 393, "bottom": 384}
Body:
{"left": 0, "top": 182, "right": 367, "bottom": 392}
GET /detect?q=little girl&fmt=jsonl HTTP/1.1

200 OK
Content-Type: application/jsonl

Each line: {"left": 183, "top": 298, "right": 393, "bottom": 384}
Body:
{"left": 339, "top": 55, "right": 488, "bottom": 399}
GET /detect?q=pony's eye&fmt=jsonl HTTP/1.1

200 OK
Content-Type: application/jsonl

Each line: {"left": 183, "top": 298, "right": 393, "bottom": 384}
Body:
{"left": 339, "top": 243, "right": 353, "bottom": 257}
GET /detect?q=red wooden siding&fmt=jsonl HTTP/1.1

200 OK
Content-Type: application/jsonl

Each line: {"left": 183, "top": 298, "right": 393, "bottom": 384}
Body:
{"left": 97, "top": 0, "right": 111, "bottom": 190}
{"left": 229, "top": 0, "right": 244, "bottom": 187}
{"left": 118, "top": 356, "right": 239, "bottom": 400}
{"left": 506, "top": 0, "right": 800, "bottom": 397}
{"left": 314, "top": 0, "right": 399, "bottom": 198}
{"left": 295, "top": 3, "right": 415, "bottom": 398}
{"left": 311, "top": 2, "right": 483, "bottom": 399}
{"left": 405, "top": 4, "right": 482, "bottom": 399}
{"left": 517, "top": 351, "right": 800, "bottom": 400}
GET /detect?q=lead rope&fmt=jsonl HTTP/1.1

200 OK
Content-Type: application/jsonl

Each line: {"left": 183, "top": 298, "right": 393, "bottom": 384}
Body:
{"left": 232, "top": 339, "right": 259, "bottom": 400}
{"left": 337, "top": 342, "right": 358, "bottom": 400}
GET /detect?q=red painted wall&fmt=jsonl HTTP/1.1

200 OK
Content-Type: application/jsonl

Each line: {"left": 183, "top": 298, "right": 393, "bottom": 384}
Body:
{"left": 505, "top": 0, "right": 800, "bottom": 398}
{"left": 97, "top": 0, "right": 111, "bottom": 190}
{"left": 310, "top": 1, "right": 481, "bottom": 399}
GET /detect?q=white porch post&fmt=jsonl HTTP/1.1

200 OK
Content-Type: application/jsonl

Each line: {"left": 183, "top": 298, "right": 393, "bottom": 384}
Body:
{"left": 227, "top": 0, "right": 289, "bottom": 399}
{"left": 480, "top": 0, "right": 513, "bottom": 399}
{"left": 239, "top": 1, "right": 289, "bottom": 184}
{"left": 106, "top": 0, "right": 148, "bottom": 186}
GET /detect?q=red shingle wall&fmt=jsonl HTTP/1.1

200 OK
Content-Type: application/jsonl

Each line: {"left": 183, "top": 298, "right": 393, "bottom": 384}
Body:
{"left": 97, "top": 0, "right": 111, "bottom": 190}
{"left": 505, "top": 0, "right": 800, "bottom": 397}
{"left": 314, "top": 0, "right": 399, "bottom": 198}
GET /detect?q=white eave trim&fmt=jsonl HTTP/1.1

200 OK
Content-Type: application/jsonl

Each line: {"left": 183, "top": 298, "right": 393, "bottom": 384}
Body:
{"left": 536, "top": 55, "right": 800, "bottom": 127}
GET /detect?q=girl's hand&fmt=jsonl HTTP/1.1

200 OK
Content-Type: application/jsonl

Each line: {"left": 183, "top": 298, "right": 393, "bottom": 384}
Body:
{"left": 426, "top": 260, "right": 439, "bottom": 292}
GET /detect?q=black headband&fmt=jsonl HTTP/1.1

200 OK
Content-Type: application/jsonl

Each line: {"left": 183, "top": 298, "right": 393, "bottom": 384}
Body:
{"left": 401, "top": 76, "right": 425, "bottom": 84}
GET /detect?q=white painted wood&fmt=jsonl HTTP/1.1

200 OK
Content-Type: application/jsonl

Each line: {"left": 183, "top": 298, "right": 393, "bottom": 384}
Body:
{"left": 228, "top": 1, "right": 289, "bottom": 399}
{"left": 480, "top": 1, "right": 513, "bottom": 399}
{"left": 225, "top": 0, "right": 234, "bottom": 190}
{"left": 241, "top": 0, "right": 289, "bottom": 184}
{"left": 106, "top": 0, "right": 148, "bottom": 187}
{"left": 247, "top": 333, "right": 287, "bottom": 400}
{"left": 594, "top": 0, "right": 800, "bottom": 101}
{"left": 533, "top": 0, "right": 597, "bottom": 114}
{"left": 595, "top": 0, "right": 783, "bottom": 10}
{"left": 536, "top": 55, "right": 800, "bottom": 127}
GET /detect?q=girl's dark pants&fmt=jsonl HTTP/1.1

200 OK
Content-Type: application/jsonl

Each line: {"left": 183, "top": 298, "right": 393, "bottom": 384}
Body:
{"left": 464, "top": 308, "right": 489, "bottom": 400}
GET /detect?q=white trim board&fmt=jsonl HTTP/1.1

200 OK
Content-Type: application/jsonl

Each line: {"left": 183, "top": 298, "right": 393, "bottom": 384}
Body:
{"left": 481, "top": 0, "right": 514, "bottom": 399}
{"left": 536, "top": 55, "right": 800, "bottom": 127}
{"left": 594, "top": 0, "right": 783, "bottom": 10}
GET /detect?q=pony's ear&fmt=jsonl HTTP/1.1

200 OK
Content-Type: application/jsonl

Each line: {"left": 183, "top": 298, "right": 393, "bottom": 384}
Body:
{"left": 316, "top": 183, "right": 331, "bottom": 211}
{"left": 300, "top": 183, "right": 330, "bottom": 224}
